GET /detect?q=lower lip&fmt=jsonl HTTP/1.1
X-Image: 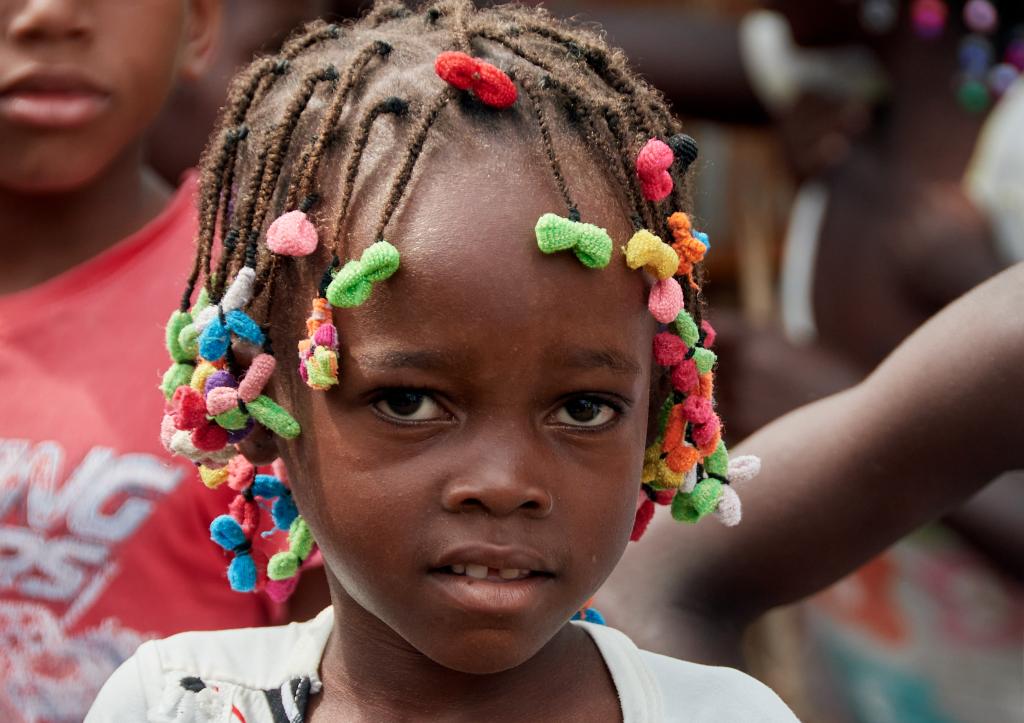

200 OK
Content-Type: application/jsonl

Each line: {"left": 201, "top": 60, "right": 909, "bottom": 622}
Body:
{"left": 427, "top": 572, "right": 552, "bottom": 616}
{"left": 0, "top": 91, "right": 110, "bottom": 129}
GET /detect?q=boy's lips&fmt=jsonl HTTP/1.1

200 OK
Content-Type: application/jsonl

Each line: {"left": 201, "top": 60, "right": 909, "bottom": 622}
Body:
{"left": 0, "top": 69, "right": 110, "bottom": 129}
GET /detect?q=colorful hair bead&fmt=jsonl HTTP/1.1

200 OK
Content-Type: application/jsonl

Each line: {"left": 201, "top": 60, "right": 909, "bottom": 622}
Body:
{"left": 210, "top": 515, "right": 257, "bottom": 592}
{"left": 267, "top": 516, "right": 315, "bottom": 581}
{"left": 266, "top": 210, "right": 319, "bottom": 257}
{"left": 326, "top": 241, "right": 400, "bottom": 308}
{"left": 648, "top": 277, "right": 684, "bottom": 324}
{"left": 434, "top": 50, "right": 518, "bottom": 109}
{"left": 534, "top": 212, "right": 613, "bottom": 269}
{"left": 636, "top": 138, "right": 674, "bottom": 202}
{"left": 299, "top": 297, "right": 340, "bottom": 390}
{"left": 624, "top": 229, "right": 679, "bottom": 280}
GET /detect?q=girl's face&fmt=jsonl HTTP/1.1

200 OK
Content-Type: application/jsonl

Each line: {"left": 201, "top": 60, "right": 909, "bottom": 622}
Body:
{"left": 273, "top": 126, "right": 656, "bottom": 674}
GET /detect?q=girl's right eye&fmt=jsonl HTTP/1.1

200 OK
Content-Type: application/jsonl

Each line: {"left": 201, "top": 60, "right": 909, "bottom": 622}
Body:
{"left": 372, "top": 390, "right": 447, "bottom": 422}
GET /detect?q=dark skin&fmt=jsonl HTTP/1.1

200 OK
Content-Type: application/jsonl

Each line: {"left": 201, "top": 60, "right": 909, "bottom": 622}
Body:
{"left": 600, "top": 261, "right": 1024, "bottom": 666}
{"left": 0, "top": 0, "right": 220, "bottom": 295}
{"left": 260, "top": 118, "right": 653, "bottom": 720}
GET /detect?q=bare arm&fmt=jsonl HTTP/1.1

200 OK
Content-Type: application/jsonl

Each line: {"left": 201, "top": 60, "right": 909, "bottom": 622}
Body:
{"left": 600, "top": 263, "right": 1024, "bottom": 663}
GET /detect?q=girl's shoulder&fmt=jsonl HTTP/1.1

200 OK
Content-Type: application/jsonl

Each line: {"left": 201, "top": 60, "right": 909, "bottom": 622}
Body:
{"left": 576, "top": 621, "right": 798, "bottom": 722}
{"left": 85, "top": 608, "right": 334, "bottom": 723}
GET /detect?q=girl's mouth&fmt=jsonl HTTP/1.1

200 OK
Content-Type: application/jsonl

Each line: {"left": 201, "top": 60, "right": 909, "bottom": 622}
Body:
{"left": 437, "top": 564, "right": 553, "bottom": 582}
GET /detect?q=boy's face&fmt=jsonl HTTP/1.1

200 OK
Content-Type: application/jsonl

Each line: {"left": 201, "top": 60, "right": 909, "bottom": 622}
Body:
{"left": 273, "top": 127, "right": 657, "bottom": 674}
{"left": 0, "top": 0, "right": 219, "bottom": 193}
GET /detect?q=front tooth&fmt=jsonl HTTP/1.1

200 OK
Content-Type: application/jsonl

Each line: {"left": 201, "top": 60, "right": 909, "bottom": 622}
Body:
{"left": 499, "top": 568, "right": 520, "bottom": 580}
{"left": 465, "top": 564, "right": 487, "bottom": 579}
{"left": 451, "top": 564, "right": 466, "bottom": 574}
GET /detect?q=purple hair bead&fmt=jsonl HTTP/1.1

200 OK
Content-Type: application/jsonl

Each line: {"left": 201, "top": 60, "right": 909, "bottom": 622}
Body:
{"left": 205, "top": 370, "right": 238, "bottom": 396}
{"left": 313, "top": 323, "right": 338, "bottom": 349}
{"left": 226, "top": 418, "right": 255, "bottom": 444}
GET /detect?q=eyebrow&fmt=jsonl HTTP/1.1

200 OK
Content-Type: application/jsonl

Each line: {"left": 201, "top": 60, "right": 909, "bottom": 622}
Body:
{"left": 354, "top": 346, "right": 642, "bottom": 376}
{"left": 354, "top": 349, "right": 460, "bottom": 372}
{"left": 554, "top": 347, "right": 643, "bottom": 377}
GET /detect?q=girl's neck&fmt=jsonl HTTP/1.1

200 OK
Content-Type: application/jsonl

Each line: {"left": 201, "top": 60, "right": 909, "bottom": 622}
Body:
{"left": 0, "top": 142, "right": 171, "bottom": 296}
{"left": 311, "top": 592, "right": 618, "bottom": 722}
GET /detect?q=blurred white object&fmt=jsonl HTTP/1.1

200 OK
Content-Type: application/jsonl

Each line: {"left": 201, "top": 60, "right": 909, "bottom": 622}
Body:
{"left": 965, "top": 77, "right": 1024, "bottom": 263}
{"left": 739, "top": 10, "right": 887, "bottom": 115}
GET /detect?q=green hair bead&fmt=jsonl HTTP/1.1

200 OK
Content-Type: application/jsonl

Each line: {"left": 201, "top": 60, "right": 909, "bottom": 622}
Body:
{"left": 534, "top": 212, "right": 613, "bottom": 268}
{"left": 671, "top": 478, "right": 723, "bottom": 523}
{"left": 673, "top": 310, "right": 700, "bottom": 347}
{"left": 214, "top": 407, "right": 250, "bottom": 430}
{"left": 246, "top": 395, "right": 301, "bottom": 439}
{"left": 268, "top": 516, "right": 315, "bottom": 580}
{"left": 656, "top": 394, "right": 675, "bottom": 434}
{"left": 178, "top": 323, "right": 200, "bottom": 359}
{"left": 193, "top": 287, "right": 210, "bottom": 315}
{"left": 305, "top": 345, "right": 339, "bottom": 389}
{"left": 326, "top": 240, "right": 400, "bottom": 308}
{"left": 704, "top": 440, "right": 729, "bottom": 478}
{"left": 693, "top": 347, "right": 717, "bottom": 375}
{"left": 161, "top": 362, "right": 195, "bottom": 400}
{"left": 165, "top": 311, "right": 193, "bottom": 363}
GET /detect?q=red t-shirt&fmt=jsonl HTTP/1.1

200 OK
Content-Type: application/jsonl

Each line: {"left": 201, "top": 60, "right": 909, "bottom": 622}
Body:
{"left": 0, "top": 175, "right": 282, "bottom": 722}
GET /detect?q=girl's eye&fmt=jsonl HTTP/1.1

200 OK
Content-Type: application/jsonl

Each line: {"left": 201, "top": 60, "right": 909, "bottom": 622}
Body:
{"left": 373, "top": 391, "right": 446, "bottom": 422}
{"left": 554, "top": 397, "right": 620, "bottom": 428}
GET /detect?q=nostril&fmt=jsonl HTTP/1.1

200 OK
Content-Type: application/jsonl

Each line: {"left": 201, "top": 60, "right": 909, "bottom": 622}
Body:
{"left": 460, "top": 498, "right": 485, "bottom": 510}
{"left": 521, "top": 500, "right": 540, "bottom": 511}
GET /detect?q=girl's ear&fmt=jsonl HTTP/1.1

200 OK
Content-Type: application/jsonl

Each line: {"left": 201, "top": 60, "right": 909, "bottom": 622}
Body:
{"left": 237, "top": 422, "right": 281, "bottom": 465}
{"left": 179, "top": 0, "right": 223, "bottom": 81}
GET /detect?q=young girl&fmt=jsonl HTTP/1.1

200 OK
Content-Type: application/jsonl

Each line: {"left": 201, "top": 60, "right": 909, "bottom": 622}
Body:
{"left": 87, "top": 2, "right": 796, "bottom": 720}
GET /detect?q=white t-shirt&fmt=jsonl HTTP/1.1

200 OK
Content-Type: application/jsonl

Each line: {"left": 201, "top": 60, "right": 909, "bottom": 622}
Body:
{"left": 86, "top": 607, "right": 797, "bottom": 722}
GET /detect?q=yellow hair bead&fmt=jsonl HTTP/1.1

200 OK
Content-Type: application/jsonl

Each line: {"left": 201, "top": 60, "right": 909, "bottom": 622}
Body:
{"left": 198, "top": 465, "right": 230, "bottom": 489}
{"left": 624, "top": 229, "right": 679, "bottom": 280}
{"left": 190, "top": 361, "right": 219, "bottom": 392}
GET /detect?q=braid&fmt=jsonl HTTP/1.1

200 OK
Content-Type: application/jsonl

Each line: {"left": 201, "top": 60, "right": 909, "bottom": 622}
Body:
{"left": 517, "top": 73, "right": 577, "bottom": 218}
{"left": 373, "top": 88, "right": 454, "bottom": 244}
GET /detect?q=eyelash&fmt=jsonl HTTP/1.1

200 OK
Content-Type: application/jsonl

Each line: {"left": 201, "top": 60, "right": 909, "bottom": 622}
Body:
{"left": 368, "top": 388, "right": 626, "bottom": 431}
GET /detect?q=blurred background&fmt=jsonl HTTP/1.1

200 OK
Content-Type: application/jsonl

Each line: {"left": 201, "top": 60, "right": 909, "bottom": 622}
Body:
{"left": 146, "top": 1, "right": 1023, "bottom": 721}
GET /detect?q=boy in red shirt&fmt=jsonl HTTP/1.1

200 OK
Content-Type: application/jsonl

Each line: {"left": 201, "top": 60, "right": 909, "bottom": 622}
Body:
{"left": 0, "top": 2, "right": 291, "bottom": 720}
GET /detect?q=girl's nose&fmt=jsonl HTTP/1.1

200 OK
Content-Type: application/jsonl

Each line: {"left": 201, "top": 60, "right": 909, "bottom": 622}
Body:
{"left": 8, "top": 0, "right": 92, "bottom": 44}
{"left": 441, "top": 467, "right": 554, "bottom": 519}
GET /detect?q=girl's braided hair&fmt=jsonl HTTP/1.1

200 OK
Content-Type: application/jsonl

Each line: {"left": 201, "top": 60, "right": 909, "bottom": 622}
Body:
{"left": 159, "top": 0, "right": 756, "bottom": 599}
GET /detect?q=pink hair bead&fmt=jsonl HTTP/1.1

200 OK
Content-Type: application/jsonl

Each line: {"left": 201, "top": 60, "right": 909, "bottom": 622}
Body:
{"left": 312, "top": 323, "right": 338, "bottom": 348}
{"left": 681, "top": 395, "right": 713, "bottom": 425}
{"left": 266, "top": 210, "right": 319, "bottom": 257}
{"left": 692, "top": 414, "right": 721, "bottom": 449}
{"left": 636, "top": 138, "right": 674, "bottom": 202}
{"left": 160, "top": 414, "right": 176, "bottom": 452}
{"left": 205, "top": 386, "right": 240, "bottom": 416}
{"left": 700, "top": 320, "right": 717, "bottom": 348}
{"left": 653, "top": 332, "right": 687, "bottom": 366}
{"left": 671, "top": 358, "right": 699, "bottom": 393}
{"left": 227, "top": 455, "right": 256, "bottom": 492}
{"left": 648, "top": 277, "right": 684, "bottom": 323}
{"left": 239, "top": 354, "right": 276, "bottom": 403}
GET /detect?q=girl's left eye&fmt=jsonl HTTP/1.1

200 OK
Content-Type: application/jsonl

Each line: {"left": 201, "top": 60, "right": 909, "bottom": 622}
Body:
{"left": 373, "top": 391, "right": 447, "bottom": 422}
{"left": 553, "top": 397, "right": 620, "bottom": 428}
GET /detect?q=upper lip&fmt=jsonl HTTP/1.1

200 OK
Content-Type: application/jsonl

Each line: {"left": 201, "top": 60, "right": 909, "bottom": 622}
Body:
{"left": 433, "top": 543, "right": 554, "bottom": 574}
{"left": 0, "top": 67, "right": 108, "bottom": 97}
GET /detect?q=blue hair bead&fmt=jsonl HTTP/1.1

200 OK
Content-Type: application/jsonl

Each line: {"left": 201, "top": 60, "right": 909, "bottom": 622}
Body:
{"left": 227, "top": 552, "right": 257, "bottom": 592}
{"left": 199, "top": 319, "right": 231, "bottom": 362}
{"left": 252, "top": 474, "right": 287, "bottom": 499}
{"left": 570, "top": 607, "right": 606, "bottom": 625}
{"left": 210, "top": 514, "right": 245, "bottom": 550}
{"left": 272, "top": 495, "right": 299, "bottom": 531}
{"left": 225, "top": 309, "right": 266, "bottom": 347}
